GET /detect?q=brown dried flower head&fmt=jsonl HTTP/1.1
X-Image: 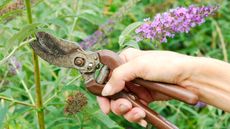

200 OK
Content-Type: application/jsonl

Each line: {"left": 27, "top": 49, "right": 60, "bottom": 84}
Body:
{"left": 64, "top": 91, "right": 88, "bottom": 115}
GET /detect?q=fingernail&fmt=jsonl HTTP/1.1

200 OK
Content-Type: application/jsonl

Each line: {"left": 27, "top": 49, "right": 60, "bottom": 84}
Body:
{"left": 138, "top": 120, "right": 147, "bottom": 127}
{"left": 102, "top": 84, "right": 112, "bottom": 96}
{"left": 119, "top": 104, "right": 128, "bottom": 113}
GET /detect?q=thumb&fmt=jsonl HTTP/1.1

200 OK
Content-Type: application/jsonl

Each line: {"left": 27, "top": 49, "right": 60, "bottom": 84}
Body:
{"left": 101, "top": 60, "right": 143, "bottom": 96}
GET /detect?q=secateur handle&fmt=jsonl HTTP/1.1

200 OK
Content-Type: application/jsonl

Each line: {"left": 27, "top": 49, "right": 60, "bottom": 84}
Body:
{"left": 87, "top": 79, "right": 178, "bottom": 129}
{"left": 86, "top": 50, "right": 199, "bottom": 129}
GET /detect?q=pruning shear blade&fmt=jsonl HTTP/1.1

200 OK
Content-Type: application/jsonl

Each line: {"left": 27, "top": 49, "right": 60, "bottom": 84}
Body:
{"left": 30, "top": 32, "right": 100, "bottom": 73}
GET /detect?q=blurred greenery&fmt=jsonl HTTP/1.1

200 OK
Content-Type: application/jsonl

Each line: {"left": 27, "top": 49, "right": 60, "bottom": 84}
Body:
{"left": 0, "top": 0, "right": 230, "bottom": 129}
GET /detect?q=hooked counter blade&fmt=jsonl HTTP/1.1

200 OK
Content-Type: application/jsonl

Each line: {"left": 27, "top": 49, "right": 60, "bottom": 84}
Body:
{"left": 30, "top": 32, "right": 84, "bottom": 68}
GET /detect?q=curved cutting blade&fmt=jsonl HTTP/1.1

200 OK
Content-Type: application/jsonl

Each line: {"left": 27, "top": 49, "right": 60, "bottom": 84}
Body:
{"left": 30, "top": 32, "right": 84, "bottom": 68}
{"left": 30, "top": 32, "right": 100, "bottom": 73}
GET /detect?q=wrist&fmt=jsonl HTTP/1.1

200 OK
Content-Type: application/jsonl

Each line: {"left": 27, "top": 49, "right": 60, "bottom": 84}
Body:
{"left": 182, "top": 57, "right": 230, "bottom": 112}
{"left": 191, "top": 57, "right": 230, "bottom": 91}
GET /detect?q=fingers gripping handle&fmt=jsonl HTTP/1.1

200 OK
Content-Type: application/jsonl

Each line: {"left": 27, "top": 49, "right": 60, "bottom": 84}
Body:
{"left": 121, "top": 92, "right": 179, "bottom": 129}
{"left": 86, "top": 80, "right": 178, "bottom": 129}
{"left": 132, "top": 79, "right": 199, "bottom": 105}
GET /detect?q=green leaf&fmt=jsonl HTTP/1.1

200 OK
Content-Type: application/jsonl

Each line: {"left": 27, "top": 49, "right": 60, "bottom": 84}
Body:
{"left": 93, "top": 111, "right": 123, "bottom": 129}
{"left": 0, "top": 9, "right": 23, "bottom": 22}
{"left": 80, "top": 10, "right": 97, "bottom": 16}
{"left": 0, "top": 104, "right": 8, "bottom": 128}
{"left": 181, "top": 105, "right": 199, "bottom": 117}
{"left": 0, "top": 0, "right": 11, "bottom": 9}
{"left": 83, "top": 4, "right": 101, "bottom": 14}
{"left": 72, "top": 31, "right": 88, "bottom": 40}
{"left": 5, "top": 23, "right": 41, "bottom": 54}
{"left": 119, "top": 22, "right": 142, "bottom": 46}
{"left": 122, "top": 40, "right": 139, "bottom": 49}
{"left": 45, "top": 18, "right": 69, "bottom": 34}
{"left": 79, "top": 13, "right": 105, "bottom": 25}
{"left": 62, "top": 85, "right": 79, "bottom": 91}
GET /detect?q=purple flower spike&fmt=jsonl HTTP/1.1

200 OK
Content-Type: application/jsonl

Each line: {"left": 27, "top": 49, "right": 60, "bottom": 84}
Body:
{"left": 136, "top": 5, "right": 218, "bottom": 43}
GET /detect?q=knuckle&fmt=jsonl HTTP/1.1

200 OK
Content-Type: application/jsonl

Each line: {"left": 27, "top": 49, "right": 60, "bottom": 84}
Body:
{"left": 111, "top": 101, "right": 120, "bottom": 115}
{"left": 111, "top": 99, "right": 131, "bottom": 115}
{"left": 119, "top": 48, "right": 140, "bottom": 61}
{"left": 121, "top": 48, "right": 137, "bottom": 55}
{"left": 124, "top": 107, "right": 145, "bottom": 123}
{"left": 111, "top": 68, "right": 122, "bottom": 79}
{"left": 132, "top": 107, "right": 142, "bottom": 113}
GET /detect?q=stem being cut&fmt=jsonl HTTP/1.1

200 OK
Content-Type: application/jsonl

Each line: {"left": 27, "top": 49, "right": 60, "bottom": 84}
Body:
{"left": 24, "top": 0, "right": 45, "bottom": 129}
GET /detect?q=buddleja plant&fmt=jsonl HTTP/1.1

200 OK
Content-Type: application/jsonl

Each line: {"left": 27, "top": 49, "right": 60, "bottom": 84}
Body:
{"left": 119, "top": 5, "right": 218, "bottom": 48}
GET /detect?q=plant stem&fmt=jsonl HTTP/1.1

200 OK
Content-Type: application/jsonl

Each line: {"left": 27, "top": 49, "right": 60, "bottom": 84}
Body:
{"left": 15, "top": 67, "right": 35, "bottom": 105}
{"left": 24, "top": 0, "right": 32, "bottom": 23}
{"left": 0, "top": 38, "right": 35, "bottom": 65}
{"left": 33, "top": 49, "right": 45, "bottom": 129}
{"left": 69, "top": 0, "right": 81, "bottom": 40}
{"left": 8, "top": 56, "right": 35, "bottom": 104}
{"left": 0, "top": 95, "right": 35, "bottom": 108}
{"left": 214, "top": 21, "right": 228, "bottom": 62}
{"left": 24, "top": 0, "right": 45, "bottom": 129}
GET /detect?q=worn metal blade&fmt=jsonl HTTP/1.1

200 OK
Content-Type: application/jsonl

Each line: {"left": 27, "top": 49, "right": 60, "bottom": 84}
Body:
{"left": 30, "top": 32, "right": 84, "bottom": 68}
{"left": 30, "top": 32, "right": 100, "bottom": 73}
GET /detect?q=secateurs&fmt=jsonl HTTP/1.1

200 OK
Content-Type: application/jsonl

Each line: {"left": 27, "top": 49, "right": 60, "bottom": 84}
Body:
{"left": 30, "top": 32, "right": 199, "bottom": 129}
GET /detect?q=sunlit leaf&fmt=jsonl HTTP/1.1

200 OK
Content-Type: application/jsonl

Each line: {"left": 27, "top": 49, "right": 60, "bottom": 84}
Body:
{"left": 119, "top": 22, "right": 142, "bottom": 46}
{"left": 0, "top": 103, "right": 8, "bottom": 128}
{"left": 5, "top": 23, "right": 41, "bottom": 54}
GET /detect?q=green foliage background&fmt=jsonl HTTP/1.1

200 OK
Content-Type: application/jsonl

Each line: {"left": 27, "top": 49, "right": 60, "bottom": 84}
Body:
{"left": 0, "top": 0, "right": 230, "bottom": 129}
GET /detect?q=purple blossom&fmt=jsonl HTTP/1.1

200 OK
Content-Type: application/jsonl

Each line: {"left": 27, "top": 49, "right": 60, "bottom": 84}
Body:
{"left": 136, "top": 5, "right": 218, "bottom": 43}
{"left": 195, "top": 101, "right": 207, "bottom": 108}
{"left": 80, "top": 30, "right": 103, "bottom": 49}
{"left": 9, "top": 57, "right": 22, "bottom": 75}
{"left": 79, "top": 19, "right": 116, "bottom": 50}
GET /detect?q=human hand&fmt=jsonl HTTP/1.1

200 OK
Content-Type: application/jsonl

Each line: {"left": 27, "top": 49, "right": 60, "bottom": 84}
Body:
{"left": 97, "top": 48, "right": 196, "bottom": 127}
{"left": 97, "top": 48, "right": 230, "bottom": 127}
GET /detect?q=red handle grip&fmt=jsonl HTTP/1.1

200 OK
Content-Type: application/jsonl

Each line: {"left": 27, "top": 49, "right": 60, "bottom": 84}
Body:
{"left": 132, "top": 78, "right": 198, "bottom": 104}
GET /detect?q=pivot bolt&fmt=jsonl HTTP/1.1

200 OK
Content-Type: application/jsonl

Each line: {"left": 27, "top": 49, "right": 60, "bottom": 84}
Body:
{"left": 87, "top": 62, "right": 93, "bottom": 70}
{"left": 74, "top": 57, "right": 85, "bottom": 67}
